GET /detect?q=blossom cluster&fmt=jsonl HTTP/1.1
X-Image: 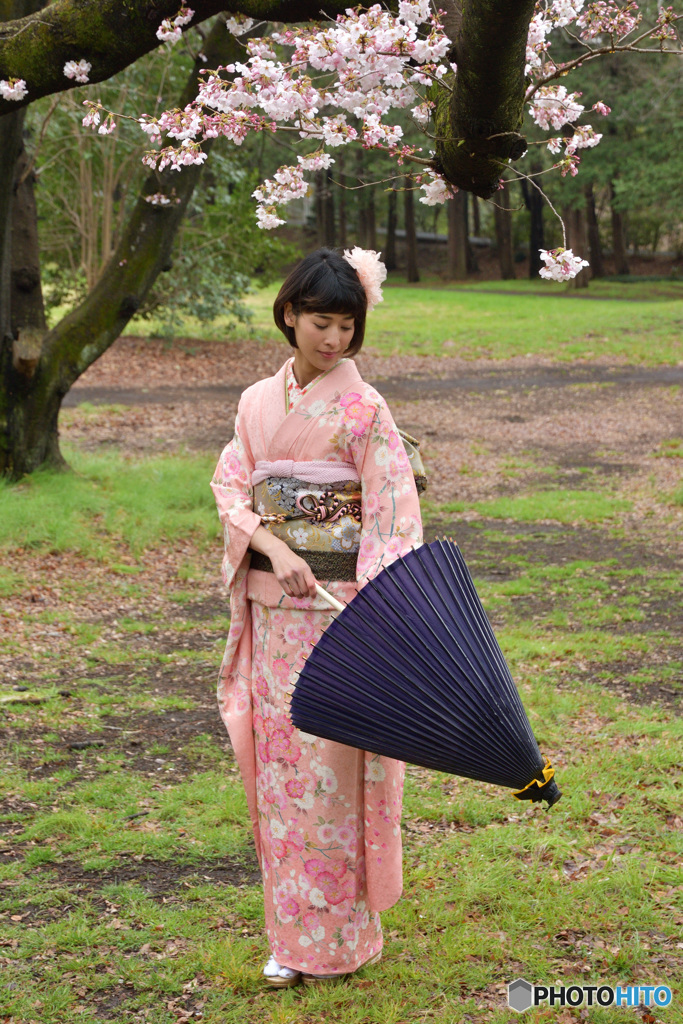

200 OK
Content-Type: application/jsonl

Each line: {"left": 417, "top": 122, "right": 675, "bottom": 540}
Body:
{"left": 225, "top": 14, "right": 255, "bottom": 35}
{"left": 0, "top": 78, "right": 28, "bottom": 101}
{"left": 140, "top": 1, "right": 453, "bottom": 222}
{"left": 63, "top": 59, "right": 91, "bottom": 84}
{"left": 539, "top": 247, "right": 590, "bottom": 281}
{"left": 576, "top": 0, "right": 641, "bottom": 39}
{"left": 156, "top": 4, "right": 194, "bottom": 45}
{"left": 62, "top": 0, "right": 680, "bottom": 284}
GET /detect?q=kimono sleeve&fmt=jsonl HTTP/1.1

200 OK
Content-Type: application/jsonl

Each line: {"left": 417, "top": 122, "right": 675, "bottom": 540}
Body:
{"left": 210, "top": 400, "right": 263, "bottom": 592}
{"left": 350, "top": 390, "right": 423, "bottom": 586}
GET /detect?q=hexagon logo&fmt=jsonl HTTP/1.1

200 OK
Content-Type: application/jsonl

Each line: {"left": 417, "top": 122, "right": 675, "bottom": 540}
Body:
{"left": 508, "top": 978, "right": 534, "bottom": 1013}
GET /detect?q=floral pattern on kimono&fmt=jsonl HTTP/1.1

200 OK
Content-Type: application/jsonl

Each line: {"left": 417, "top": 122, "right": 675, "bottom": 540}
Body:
{"left": 211, "top": 356, "right": 423, "bottom": 974}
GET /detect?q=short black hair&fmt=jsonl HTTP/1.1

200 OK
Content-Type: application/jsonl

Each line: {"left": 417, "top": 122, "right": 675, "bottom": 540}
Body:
{"left": 273, "top": 248, "right": 367, "bottom": 356}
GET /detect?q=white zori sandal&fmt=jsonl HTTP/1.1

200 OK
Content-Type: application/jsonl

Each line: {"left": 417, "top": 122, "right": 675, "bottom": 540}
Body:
{"left": 263, "top": 956, "right": 301, "bottom": 988}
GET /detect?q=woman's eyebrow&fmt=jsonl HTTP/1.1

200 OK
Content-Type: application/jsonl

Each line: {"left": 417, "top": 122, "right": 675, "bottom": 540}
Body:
{"left": 314, "top": 314, "right": 355, "bottom": 322}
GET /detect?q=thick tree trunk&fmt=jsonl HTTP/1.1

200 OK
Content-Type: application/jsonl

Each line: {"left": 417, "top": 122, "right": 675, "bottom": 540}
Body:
{"left": 564, "top": 206, "right": 589, "bottom": 289}
{"left": 610, "top": 181, "right": 629, "bottom": 275}
{"left": 434, "top": 0, "right": 535, "bottom": 198}
{"left": 404, "top": 177, "right": 419, "bottom": 283}
{"left": 584, "top": 182, "right": 605, "bottom": 279}
{"left": 0, "top": 17, "right": 239, "bottom": 479}
{"left": 385, "top": 188, "right": 397, "bottom": 271}
{"left": 494, "top": 186, "right": 515, "bottom": 279}
{"left": 0, "top": 108, "right": 24, "bottom": 341}
{"left": 11, "top": 140, "right": 46, "bottom": 334}
{"left": 447, "top": 190, "right": 467, "bottom": 280}
{"left": 520, "top": 164, "right": 544, "bottom": 278}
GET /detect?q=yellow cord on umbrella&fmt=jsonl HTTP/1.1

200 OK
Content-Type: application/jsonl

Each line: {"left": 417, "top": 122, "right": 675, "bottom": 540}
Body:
{"left": 512, "top": 756, "right": 555, "bottom": 799}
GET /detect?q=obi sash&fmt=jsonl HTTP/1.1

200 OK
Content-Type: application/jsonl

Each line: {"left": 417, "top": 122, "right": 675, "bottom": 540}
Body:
{"left": 250, "top": 467, "right": 361, "bottom": 582}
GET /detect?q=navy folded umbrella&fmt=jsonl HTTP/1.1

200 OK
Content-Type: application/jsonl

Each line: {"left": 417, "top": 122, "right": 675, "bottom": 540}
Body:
{"left": 289, "top": 538, "right": 561, "bottom": 808}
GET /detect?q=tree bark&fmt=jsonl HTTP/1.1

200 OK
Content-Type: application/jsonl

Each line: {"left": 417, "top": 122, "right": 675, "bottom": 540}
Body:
{"left": 609, "top": 181, "right": 629, "bottom": 275}
{"left": 520, "top": 163, "right": 544, "bottom": 278}
{"left": 433, "top": 0, "right": 535, "bottom": 199}
{"left": 11, "top": 139, "right": 46, "bottom": 334}
{"left": 564, "top": 205, "right": 589, "bottom": 289}
{"left": 584, "top": 181, "right": 605, "bottom": 279}
{"left": 0, "top": 16, "right": 240, "bottom": 479}
{"left": 384, "top": 188, "right": 397, "bottom": 271}
{"left": 404, "top": 176, "right": 419, "bottom": 283}
{"left": 447, "top": 190, "right": 467, "bottom": 280}
{"left": 0, "top": 108, "right": 24, "bottom": 341}
{"left": 493, "top": 186, "right": 515, "bottom": 279}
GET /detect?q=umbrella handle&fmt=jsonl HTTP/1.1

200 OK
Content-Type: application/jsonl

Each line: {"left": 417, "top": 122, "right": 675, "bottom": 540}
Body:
{"left": 315, "top": 584, "right": 346, "bottom": 613}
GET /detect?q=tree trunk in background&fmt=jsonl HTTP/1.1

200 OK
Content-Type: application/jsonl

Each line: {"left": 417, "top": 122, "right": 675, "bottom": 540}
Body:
{"left": 355, "top": 149, "right": 366, "bottom": 247}
{"left": 520, "top": 165, "right": 544, "bottom": 278}
{"left": 11, "top": 143, "right": 47, "bottom": 335}
{"left": 565, "top": 206, "right": 589, "bottom": 289}
{"left": 365, "top": 188, "right": 377, "bottom": 251}
{"left": 404, "top": 177, "right": 419, "bottom": 283}
{"left": 315, "top": 171, "right": 326, "bottom": 247}
{"left": 493, "top": 186, "right": 515, "bottom": 279}
{"left": 463, "top": 193, "right": 478, "bottom": 273}
{"left": 610, "top": 181, "right": 629, "bottom": 275}
{"left": 0, "top": 15, "right": 239, "bottom": 479}
{"left": 337, "top": 150, "right": 347, "bottom": 249}
{"left": 471, "top": 194, "right": 481, "bottom": 236}
{"left": 385, "top": 188, "right": 397, "bottom": 271}
{"left": 447, "top": 190, "right": 467, "bottom": 280}
{"left": 324, "top": 169, "right": 335, "bottom": 247}
{"left": 584, "top": 182, "right": 605, "bottom": 279}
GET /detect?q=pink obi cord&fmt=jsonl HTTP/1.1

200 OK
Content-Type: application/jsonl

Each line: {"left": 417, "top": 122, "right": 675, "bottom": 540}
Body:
{"left": 251, "top": 459, "right": 360, "bottom": 487}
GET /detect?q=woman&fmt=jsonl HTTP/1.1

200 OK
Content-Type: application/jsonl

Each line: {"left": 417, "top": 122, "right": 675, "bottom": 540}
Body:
{"left": 210, "top": 247, "right": 423, "bottom": 987}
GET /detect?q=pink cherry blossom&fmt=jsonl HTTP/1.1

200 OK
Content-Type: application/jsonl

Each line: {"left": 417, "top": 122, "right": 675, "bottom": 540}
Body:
{"left": 63, "top": 59, "right": 91, "bottom": 83}
{"left": 539, "top": 247, "right": 590, "bottom": 281}
{"left": 0, "top": 78, "right": 28, "bottom": 101}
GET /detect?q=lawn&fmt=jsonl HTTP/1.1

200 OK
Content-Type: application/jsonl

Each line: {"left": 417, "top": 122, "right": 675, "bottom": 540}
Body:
{"left": 121, "top": 278, "right": 683, "bottom": 365}
{"left": 1, "top": 429, "right": 681, "bottom": 1022}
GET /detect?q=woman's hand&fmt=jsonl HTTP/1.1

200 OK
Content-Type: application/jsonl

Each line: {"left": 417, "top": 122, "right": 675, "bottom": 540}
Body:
{"left": 249, "top": 525, "right": 317, "bottom": 599}
{"left": 268, "top": 545, "right": 318, "bottom": 599}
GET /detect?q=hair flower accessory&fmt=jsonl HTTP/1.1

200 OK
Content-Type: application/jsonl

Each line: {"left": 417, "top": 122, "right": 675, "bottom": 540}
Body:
{"left": 343, "top": 247, "right": 387, "bottom": 312}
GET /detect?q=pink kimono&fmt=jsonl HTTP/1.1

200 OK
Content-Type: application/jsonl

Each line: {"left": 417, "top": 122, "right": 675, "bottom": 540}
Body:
{"left": 211, "top": 356, "right": 423, "bottom": 975}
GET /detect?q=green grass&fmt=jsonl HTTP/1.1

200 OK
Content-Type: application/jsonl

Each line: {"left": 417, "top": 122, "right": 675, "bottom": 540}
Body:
{"left": 122, "top": 278, "right": 683, "bottom": 364}
{"left": 427, "top": 488, "right": 633, "bottom": 526}
{"left": 1, "top": 415, "right": 681, "bottom": 1020}
{"left": 0, "top": 449, "right": 219, "bottom": 559}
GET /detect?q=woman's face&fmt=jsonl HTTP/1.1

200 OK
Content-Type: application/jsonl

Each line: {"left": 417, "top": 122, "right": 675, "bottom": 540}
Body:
{"left": 284, "top": 304, "right": 355, "bottom": 380}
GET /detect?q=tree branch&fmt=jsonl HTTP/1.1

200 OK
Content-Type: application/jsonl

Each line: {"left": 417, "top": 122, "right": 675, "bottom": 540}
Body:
{"left": 434, "top": 0, "right": 536, "bottom": 199}
{"left": 0, "top": 0, "right": 351, "bottom": 115}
